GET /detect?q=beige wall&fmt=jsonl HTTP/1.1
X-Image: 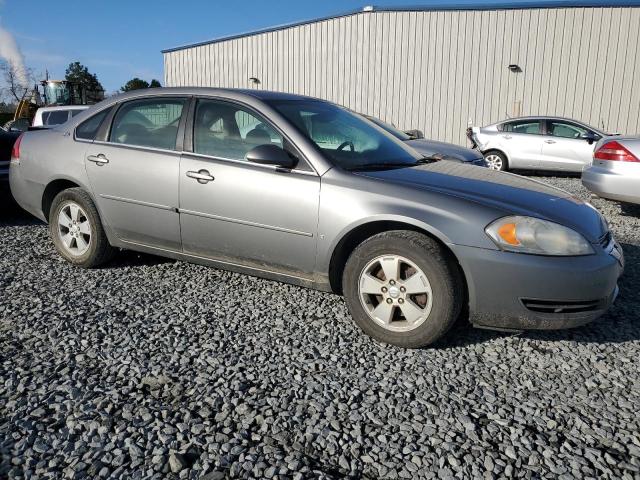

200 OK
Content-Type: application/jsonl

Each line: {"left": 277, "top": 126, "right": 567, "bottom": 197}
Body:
{"left": 164, "top": 7, "right": 640, "bottom": 145}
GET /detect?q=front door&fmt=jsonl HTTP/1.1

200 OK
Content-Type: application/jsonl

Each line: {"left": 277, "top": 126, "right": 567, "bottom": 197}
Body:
{"left": 540, "top": 120, "right": 597, "bottom": 172}
{"left": 179, "top": 98, "right": 320, "bottom": 277}
{"left": 84, "top": 96, "right": 187, "bottom": 250}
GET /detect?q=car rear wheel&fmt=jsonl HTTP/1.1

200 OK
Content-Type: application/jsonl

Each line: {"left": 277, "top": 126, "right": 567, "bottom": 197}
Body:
{"left": 342, "top": 230, "right": 463, "bottom": 348}
{"left": 50, "top": 188, "right": 115, "bottom": 268}
{"left": 484, "top": 151, "right": 508, "bottom": 171}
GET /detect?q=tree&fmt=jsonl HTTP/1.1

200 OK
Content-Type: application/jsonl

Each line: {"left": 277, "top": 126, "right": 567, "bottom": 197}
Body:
{"left": 0, "top": 60, "right": 33, "bottom": 103}
{"left": 65, "top": 61, "right": 103, "bottom": 93}
{"left": 149, "top": 79, "right": 161, "bottom": 88}
{"left": 120, "top": 78, "right": 153, "bottom": 92}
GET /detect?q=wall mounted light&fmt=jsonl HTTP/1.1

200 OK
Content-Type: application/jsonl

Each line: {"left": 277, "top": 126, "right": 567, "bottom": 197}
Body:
{"left": 249, "top": 77, "right": 260, "bottom": 85}
{"left": 508, "top": 64, "right": 522, "bottom": 73}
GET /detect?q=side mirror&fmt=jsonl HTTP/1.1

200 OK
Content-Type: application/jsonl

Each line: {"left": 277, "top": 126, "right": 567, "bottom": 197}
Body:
{"left": 581, "top": 131, "right": 598, "bottom": 144}
{"left": 245, "top": 144, "right": 297, "bottom": 169}
{"left": 404, "top": 129, "right": 424, "bottom": 140}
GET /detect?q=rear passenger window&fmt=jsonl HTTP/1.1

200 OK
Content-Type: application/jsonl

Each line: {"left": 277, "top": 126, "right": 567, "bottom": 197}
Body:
{"left": 110, "top": 98, "right": 186, "bottom": 150}
{"left": 501, "top": 120, "right": 541, "bottom": 135}
{"left": 75, "top": 106, "right": 113, "bottom": 140}
{"left": 45, "top": 110, "right": 71, "bottom": 126}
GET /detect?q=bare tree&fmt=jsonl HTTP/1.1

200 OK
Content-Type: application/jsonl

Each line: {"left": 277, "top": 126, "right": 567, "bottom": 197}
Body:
{"left": 0, "top": 60, "right": 33, "bottom": 104}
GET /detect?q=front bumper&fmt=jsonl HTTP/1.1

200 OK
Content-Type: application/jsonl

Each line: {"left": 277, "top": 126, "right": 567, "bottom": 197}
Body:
{"left": 582, "top": 165, "right": 640, "bottom": 205}
{"left": 451, "top": 241, "right": 624, "bottom": 331}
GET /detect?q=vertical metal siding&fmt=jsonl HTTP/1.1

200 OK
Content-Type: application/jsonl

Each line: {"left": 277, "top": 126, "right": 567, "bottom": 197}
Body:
{"left": 164, "top": 7, "right": 640, "bottom": 144}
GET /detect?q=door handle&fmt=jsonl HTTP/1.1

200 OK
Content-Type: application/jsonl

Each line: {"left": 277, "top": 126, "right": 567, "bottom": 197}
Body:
{"left": 87, "top": 154, "right": 109, "bottom": 165}
{"left": 502, "top": 135, "right": 512, "bottom": 139}
{"left": 186, "top": 169, "right": 215, "bottom": 183}
{"left": 545, "top": 139, "right": 556, "bottom": 144}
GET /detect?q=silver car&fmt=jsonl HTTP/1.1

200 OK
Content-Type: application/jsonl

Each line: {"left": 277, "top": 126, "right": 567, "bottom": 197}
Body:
{"left": 468, "top": 116, "right": 610, "bottom": 172}
{"left": 9, "top": 88, "right": 623, "bottom": 348}
{"left": 582, "top": 138, "right": 640, "bottom": 204}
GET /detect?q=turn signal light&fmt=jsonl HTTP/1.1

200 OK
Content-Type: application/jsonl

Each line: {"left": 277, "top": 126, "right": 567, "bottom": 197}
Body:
{"left": 497, "top": 222, "right": 520, "bottom": 246}
{"left": 594, "top": 141, "right": 639, "bottom": 162}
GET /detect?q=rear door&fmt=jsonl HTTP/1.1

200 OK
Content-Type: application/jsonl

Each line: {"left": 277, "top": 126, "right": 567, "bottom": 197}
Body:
{"left": 83, "top": 96, "right": 187, "bottom": 250}
{"left": 541, "top": 120, "right": 598, "bottom": 172}
{"left": 499, "top": 120, "right": 544, "bottom": 168}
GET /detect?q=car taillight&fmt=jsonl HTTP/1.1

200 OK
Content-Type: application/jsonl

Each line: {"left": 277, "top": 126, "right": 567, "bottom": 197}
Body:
{"left": 594, "top": 141, "right": 639, "bottom": 162}
{"left": 11, "top": 133, "right": 24, "bottom": 160}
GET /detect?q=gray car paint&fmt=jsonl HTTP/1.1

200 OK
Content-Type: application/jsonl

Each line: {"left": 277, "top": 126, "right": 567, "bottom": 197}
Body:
{"left": 363, "top": 114, "right": 485, "bottom": 164}
{"left": 9, "top": 87, "right": 623, "bottom": 331}
{"left": 404, "top": 138, "right": 484, "bottom": 163}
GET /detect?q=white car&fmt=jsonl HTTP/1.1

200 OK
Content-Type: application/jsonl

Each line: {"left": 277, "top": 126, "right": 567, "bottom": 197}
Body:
{"left": 468, "top": 116, "right": 611, "bottom": 172}
{"left": 582, "top": 138, "right": 640, "bottom": 204}
{"left": 32, "top": 106, "right": 89, "bottom": 128}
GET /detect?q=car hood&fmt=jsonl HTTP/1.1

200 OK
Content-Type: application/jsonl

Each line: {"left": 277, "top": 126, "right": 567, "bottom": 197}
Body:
{"left": 405, "top": 138, "right": 482, "bottom": 162}
{"left": 355, "top": 161, "right": 607, "bottom": 242}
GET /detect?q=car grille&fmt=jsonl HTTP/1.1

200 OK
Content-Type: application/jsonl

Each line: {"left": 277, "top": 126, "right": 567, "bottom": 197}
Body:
{"left": 521, "top": 298, "right": 607, "bottom": 314}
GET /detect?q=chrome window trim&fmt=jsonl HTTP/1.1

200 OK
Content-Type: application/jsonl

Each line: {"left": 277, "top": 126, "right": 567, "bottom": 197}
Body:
{"left": 91, "top": 140, "right": 182, "bottom": 157}
{"left": 181, "top": 151, "right": 318, "bottom": 177}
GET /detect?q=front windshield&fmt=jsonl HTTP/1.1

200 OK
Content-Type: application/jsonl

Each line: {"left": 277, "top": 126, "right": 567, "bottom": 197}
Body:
{"left": 365, "top": 116, "right": 411, "bottom": 141}
{"left": 268, "top": 100, "right": 421, "bottom": 170}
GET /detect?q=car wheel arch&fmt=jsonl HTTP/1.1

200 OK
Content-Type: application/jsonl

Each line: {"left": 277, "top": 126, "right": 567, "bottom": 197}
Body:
{"left": 327, "top": 218, "right": 468, "bottom": 299}
{"left": 42, "top": 178, "right": 98, "bottom": 222}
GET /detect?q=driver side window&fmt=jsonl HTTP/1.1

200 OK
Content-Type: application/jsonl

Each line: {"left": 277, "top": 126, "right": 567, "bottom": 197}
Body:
{"left": 193, "top": 99, "right": 284, "bottom": 161}
{"left": 547, "top": 121, "right": 589, "bottom": 140}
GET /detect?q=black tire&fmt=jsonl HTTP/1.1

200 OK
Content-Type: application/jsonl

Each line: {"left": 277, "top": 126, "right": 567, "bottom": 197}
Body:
{"left": 483, "top": 150, "right": 508, "bottom": 171}
{"left": 49, "top": 188, "right": 115, "bottom": 268}
{"left": 342, "top": 230, "right": 463, "bottom": 348}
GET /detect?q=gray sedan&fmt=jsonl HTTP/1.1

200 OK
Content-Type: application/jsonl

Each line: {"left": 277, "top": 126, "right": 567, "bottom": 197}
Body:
{"left": 468, "top": 116, "right": 610, "bottom": 172}
{"left": 365, "top": 115, "right": 486, "bottom": 166}
{"left": 582, "top": 138, "right": 640, "bottom": 204}
{"left": 9, "top": 88, "right": 623, "bottom": 347}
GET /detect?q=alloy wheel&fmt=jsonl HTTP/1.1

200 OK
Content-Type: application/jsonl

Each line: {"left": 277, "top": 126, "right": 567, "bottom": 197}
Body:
{"left": 358, "top": 255, "right": 433, "bottom": 332}
{"left": 484, "top": 154, "right": 503, "bottom": 170}
{"left": 57, "top": 201, "right": 92, "bottom": 256}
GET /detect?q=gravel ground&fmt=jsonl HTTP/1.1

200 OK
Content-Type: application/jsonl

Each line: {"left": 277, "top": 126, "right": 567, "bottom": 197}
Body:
{"left": 1, "top": 176, "right": 639, "bottom": 479}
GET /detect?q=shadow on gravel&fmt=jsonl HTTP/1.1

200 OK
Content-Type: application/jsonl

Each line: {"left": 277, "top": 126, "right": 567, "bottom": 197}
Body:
{"left": 514, "top": 170, "right": 581, "bottom": 179}
{"left": 0, "top": 191, "right": 42, "bottom": 227}
{"left": 108, "top": 250, "right": 175, "bottom": 268}
{"left": 619, "top": 202, "right": 640, "bottom": 218}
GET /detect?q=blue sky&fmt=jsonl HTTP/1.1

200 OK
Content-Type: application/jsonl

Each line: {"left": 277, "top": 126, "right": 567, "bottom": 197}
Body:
{"left": 0, "top": 0, "right": 635, "bottom": 93}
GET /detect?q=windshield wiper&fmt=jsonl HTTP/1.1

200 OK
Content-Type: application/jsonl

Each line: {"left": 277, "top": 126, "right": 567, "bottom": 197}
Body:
{"left": 347, "top": 162, "right": 416, "bottom": 171}
{"left": 415, "top": 155, "right": 441, "bottom": 164}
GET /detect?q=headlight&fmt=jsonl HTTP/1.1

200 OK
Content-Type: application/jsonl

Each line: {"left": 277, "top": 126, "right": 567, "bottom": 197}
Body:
{"left": 485, "top": 216, "right": 594, "bottom": 256}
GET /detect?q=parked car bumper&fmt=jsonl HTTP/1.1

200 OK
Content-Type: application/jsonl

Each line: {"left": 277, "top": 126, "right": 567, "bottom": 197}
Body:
{"left": 9, "top": 160, "right": 46, "bottom": 220}
{"left": 451, "top": 241, "right": 623, "bottom": 331}
{"left": 582, "top": 164, "right": 640, "bottom": 205}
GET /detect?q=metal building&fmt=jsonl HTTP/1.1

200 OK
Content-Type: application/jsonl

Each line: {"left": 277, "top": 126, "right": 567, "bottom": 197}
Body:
{"left": 162, "top": 2, "right": 640, "bottom": 146}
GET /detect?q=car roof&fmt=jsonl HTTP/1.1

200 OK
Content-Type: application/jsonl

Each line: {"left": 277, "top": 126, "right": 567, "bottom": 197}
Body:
{"left": 37, "top": 105, "right": 89, "bottom": 112}
{"left": 489, "top": 116, "right": 605, "bottom": 133}
{"left": 492, "top": 116, "right": 599, "bottom": 125}
{"left": 103, "top": 87, "right": 320, "bottom": 104}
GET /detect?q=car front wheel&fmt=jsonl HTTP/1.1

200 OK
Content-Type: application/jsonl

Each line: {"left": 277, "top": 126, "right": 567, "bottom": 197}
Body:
{"left": 49, "top": 188, "right": 115, "bottom": 268}
{"left": 484, "top": 151, "right": 508, "bottom": 171}
{"left": 342, "top": 230, "right": 463, "bottom": 348}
